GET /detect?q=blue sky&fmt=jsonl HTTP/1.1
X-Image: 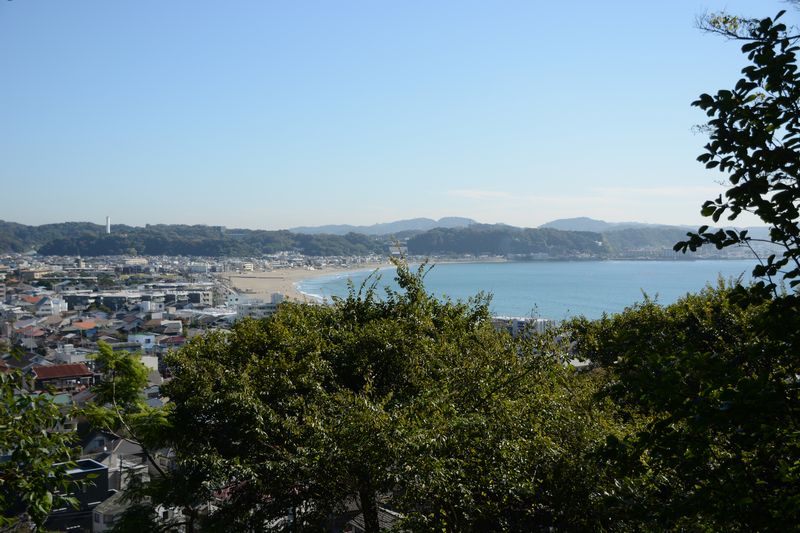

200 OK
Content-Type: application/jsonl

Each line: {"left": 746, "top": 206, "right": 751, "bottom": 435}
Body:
{"left": 0, "top": 1, "right": 790, "bottom": 229}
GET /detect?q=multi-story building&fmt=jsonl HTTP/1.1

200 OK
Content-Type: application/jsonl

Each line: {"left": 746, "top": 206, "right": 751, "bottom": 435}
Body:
{"left": 45, "top": 459, "right": 109, "bottom": 532}
{"left": 491, "top": 316, "right": 553, "bottom": 337}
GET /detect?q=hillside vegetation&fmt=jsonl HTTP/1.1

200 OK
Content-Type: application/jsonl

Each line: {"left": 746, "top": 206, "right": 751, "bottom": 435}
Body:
{"left": 0, "top": 220, "right": 728, "bottom": 258}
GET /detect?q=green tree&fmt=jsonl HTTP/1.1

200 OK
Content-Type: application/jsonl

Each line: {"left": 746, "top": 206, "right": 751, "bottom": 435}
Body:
{"left": 161, "top": 262, "right": 620, "bottom": 532}
{"left": 85, "top": 342, "right": 172, "bottom": 477}
{"left": 569, "top": 283, "right": 800, "bottom": 530}
{"left": 96, "top": 274, "right": 117, "bottom": 290}
{"left": 91, "top": 341, "right": 149, "bottom": 412}
{"left": 82, "top": 343, "right": 194, "bottom": 532}
{"left": 590, "top": 8, "right": 800, "bottom": 529}
{"left": 676, "top": 10, "right": 800, "bottom": 290}
{"left": 0, "top": 369, "right": 79, "bottom": 531}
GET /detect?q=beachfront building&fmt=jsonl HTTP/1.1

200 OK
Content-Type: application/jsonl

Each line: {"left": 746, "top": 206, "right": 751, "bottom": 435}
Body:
{"left": 236, "top": 293, "right": 284, "bottom": 320}
{"left": 491, "top": 317, "right": 553, "bottom": 337}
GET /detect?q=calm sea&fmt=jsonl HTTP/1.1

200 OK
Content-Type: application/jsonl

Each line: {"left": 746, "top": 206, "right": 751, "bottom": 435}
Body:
{"left": 295, "top": 260, "right": 757, "bottom": 320}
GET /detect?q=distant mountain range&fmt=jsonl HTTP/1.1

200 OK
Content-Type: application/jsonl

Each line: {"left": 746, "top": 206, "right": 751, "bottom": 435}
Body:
{"left": 0, "top": 217, "right": 770, "bottom": 258}
{"left": 538, "top": 216, "right": 770, "bottom": 240}
{"left": 290, "top": 217, "right": 477, "bottom": 236}
{"left": 290, "top": 215, "right": 769, "bottom": 237}
{"left": 538, "top": 217, "right": 692, "bottom": 232}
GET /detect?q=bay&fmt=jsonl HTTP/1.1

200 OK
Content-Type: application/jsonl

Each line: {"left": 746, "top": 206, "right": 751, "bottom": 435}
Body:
{"left": 296, "top": 260, "right": 757, "bottom": 320}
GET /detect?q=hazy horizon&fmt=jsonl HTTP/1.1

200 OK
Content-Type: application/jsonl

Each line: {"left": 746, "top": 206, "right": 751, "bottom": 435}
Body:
{"left": 0, "top": 214, "right": 772, "bottom": 233}
{"left": 2, "top": 1, "right": 785, "bottom": 230}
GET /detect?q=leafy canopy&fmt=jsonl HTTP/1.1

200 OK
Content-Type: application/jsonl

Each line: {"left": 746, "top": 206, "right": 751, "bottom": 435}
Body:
{"left": 160, "top": 261, "right": 619, "bottom": 532}
{"left": 0, "top": 369, "right": 79, "bottom": 531}
{"left": 676, "top": 11, "right": 800, "bottom": 290}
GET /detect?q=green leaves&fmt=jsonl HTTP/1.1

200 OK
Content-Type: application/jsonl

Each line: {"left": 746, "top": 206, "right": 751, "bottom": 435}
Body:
{"left": 569, "top": 284, "right": 800, "bottom": 530}
{"left": 679, "top": 12, "right": 800, "bottom": 292}
{"left": 0, "top": 369, "right": 80, "bottom": 530}
{"left": 92, "top": 341, "right": 149, "bottom": 412}
{"left": 159, "top": 262, "right": 619, "bottom": 531}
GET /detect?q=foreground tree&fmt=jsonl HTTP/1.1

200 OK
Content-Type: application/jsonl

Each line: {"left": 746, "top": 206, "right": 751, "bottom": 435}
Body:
{"left": 569, "top": 283, "right": 800, "bottom": 530}
{"left": 676, "top": 10, "right": 800, "bottom": 290}
{"left": 81, "top": 343, "right": 196, "bottom": 532}
{"left": 161, "top": 262, "right": 620, "bottom": 532}
{"left": 0, "top": 369, "right": 78, "bottom": 532}
{"left": 575, "top": 8, "right": 800, "bottom": 530}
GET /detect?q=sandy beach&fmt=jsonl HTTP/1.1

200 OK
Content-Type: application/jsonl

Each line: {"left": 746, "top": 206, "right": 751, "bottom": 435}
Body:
{"left": 219, "top": 262, "right": 393, "bottom": 302}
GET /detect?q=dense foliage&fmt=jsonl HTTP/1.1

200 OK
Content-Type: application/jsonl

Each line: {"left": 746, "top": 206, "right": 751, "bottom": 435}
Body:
{"left": 568, "top": 284, "right": 800, "bottom": 531}
{"left": 0, "top": 369, "right": 79, "bottom": 531}
{"left": 0, "top": 220, "right": 385, "bottom": 256}
{"left": 8, "top": 7, "right": 800, "bottom": 533}
{"left": 406, "top": 225, "right": 608, "bottom": 257}
{"left": 1, "top": 219, "right": 724, "bottom": 258}
{"left": 152, "top": 263, "right": 620, "bottom": 532}
{"left": 676, "top": 11, "right": 800, "bottom": 290}
{"left": 0, "top": 220, "right": 127, "bottom": 253}
{"left": 37, "top": 226, "right": 385, "bottom": 257}
{"left": 603, "top": 226, "right": 698, "bottom": 251}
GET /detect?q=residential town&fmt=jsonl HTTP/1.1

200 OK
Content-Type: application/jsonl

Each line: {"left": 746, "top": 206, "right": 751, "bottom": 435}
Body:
{"left": 0, "top": 252, "right": 380, "bottom": 531}
{"left": 1, "top": 251, "right": 551, "bottom": 531}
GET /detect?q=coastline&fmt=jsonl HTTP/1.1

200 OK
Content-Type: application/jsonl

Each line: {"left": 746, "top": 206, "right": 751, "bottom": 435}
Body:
{"left": 220, "top": 262, "right": 393, "bottom": 302}
{"left": 220, "top": 256, "right": 756, "bottom": 307}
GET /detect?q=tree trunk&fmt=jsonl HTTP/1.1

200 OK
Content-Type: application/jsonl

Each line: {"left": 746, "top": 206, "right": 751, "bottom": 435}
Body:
{"left": 359, "top": 487, "right": 380, "bottom": 533}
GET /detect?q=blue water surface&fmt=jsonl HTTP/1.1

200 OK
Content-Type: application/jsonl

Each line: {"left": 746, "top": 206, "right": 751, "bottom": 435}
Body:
{"left": 296, "top": 260, "right": 756, "bottom": 320}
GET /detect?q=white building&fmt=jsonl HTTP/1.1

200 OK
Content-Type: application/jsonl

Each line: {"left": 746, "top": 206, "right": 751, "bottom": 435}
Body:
{"left": 237, "top": 301, "right": 280, "bottom": 319}
{"left": 491, "top": 316, "right": 553, "bottom": 337}
{"left": 93, "top": 491, "right": 178, "bottom": 532}
{"left": 127, "top": 334, "right": 157, "bottom": 351}
{"left": 188, "top": 262, "right": 209, "bottom": 274}
{"left": 35, "top": 296, "right": 69, "bottom": 317}
{"left": 188, "top": 290, "right": 213, "bottom": 307}
{"left": 236, "top": 293, "right": 284, "bottom": 320}
{"left": 139, "top": 300, "right": 165, "bottom": 313}
{"left": 53, "top": 344, "right": 95, "bottom": 365}
{"left": 140, "top": 354, "right": 159, "bottom": 372}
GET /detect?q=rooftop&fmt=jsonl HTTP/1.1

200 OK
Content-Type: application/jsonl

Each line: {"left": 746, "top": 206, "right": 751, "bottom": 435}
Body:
{"left": 32, "top": 362, "right": 93, "bottom": 380}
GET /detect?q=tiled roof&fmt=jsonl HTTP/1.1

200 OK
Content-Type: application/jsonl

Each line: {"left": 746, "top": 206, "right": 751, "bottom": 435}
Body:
{"left": 32, "top": 363, "right": 92, "bottom": 380}
{"left": 20, "top": 327, "right": 46, "bottom": 337}
{"left": 159, "top": 336, "right": 186, "bottom": 345}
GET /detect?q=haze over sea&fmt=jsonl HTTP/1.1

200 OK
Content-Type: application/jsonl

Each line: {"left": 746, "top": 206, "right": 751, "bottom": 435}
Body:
{"left": 297, "top": 260, "right": 757, "bottom": 320}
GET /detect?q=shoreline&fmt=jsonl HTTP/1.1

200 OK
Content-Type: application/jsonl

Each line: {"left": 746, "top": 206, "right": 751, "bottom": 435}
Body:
{"left": 220, "top": 262, "right": 394, "bottom": 302}
{"left": 221, "top": 256, "right": 756, "bottom": 304}
{"left": 220, "top": 258, "right": 504, "bottom": 303}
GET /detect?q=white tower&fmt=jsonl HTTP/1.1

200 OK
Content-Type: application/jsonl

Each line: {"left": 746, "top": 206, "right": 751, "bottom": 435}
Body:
{"left": 106, "top": 216, "right": 111, "bottom": 234}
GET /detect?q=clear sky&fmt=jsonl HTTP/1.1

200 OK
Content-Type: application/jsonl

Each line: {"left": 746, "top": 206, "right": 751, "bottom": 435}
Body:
{"left": 0, "top": 1, "right": 791, "bottom": 230}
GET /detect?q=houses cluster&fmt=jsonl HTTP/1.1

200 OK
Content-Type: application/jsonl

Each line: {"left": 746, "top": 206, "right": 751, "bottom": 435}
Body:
{"left": 2, "top": 250, "right": 406, "bottom": 530}
{"left": 2, "top": 250, "right": 551, "bottom": 531}
{"left": 0, "top": 252, "right": 302, "bottom": 355}
{"left": 0, "top": 252, "right": 307, "bottom": 531}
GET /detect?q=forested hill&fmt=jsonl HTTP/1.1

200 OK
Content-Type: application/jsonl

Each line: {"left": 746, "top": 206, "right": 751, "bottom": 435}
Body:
{"left": 0, "top": 220, "right": 707, "bottom": 258}
{"left": 406, "top": 225, "right": 608, "bottom": 257}
{"left": 0, "top": 221, "right": 385, "bottom": 257}
{"left": 601, "top": 226, "right": 698, "bottom": 251}
{"left": 0, "top": 220, "right": 131, "bottom": 253}
{"left": 406, "top": 224, "right": 727, "bottom": 257}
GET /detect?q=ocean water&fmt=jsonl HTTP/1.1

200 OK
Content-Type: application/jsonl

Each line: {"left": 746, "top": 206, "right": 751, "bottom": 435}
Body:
{"left": 296, "top": 260, "right": 757, "bottom": 320}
